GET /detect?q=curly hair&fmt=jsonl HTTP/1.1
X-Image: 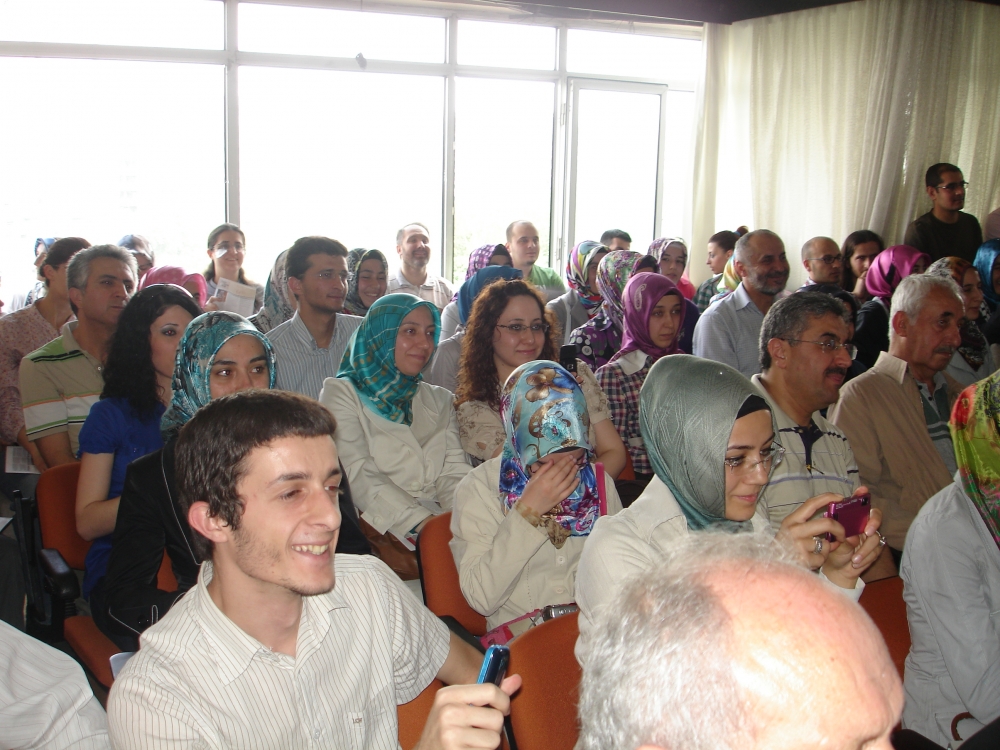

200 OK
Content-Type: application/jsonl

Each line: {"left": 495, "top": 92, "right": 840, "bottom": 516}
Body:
{"left": 102, "top": 285, "right": 202, "bottom": 419}
{"left": 455, "top": 279, "right": 559, "bottom": 410}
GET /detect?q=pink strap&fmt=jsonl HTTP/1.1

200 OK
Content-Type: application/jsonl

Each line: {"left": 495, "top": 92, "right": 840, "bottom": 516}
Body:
{"left": 596, "top": 462, "right": 607, "bottom": 516}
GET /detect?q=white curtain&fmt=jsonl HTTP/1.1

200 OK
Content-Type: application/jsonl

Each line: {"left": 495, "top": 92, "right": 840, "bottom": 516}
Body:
{"left": 690, "top": 0, "right": 1000, "bottom": 288}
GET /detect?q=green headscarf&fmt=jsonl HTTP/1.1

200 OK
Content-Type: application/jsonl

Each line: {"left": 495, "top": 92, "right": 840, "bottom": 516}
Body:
{"left": 337, "top": 293, "right": 440, "bottom": 426}
{"left": 950, "top": 371, "right": 1000, "bottom": 552}
{"left": 639, "top": 354, "right": 775, "bottom": 531}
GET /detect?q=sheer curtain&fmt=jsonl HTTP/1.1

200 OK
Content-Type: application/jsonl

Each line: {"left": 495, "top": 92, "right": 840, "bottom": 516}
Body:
{"left": 691, "top": 0, "right": 1000, "bottom": 288}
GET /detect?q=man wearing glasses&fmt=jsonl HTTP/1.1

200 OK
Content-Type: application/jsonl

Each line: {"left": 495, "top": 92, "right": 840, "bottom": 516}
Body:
{"left": 752, "top": 293, "right": 863, "bottom": 531}
{"left": 799, "top": 236, "right": 843, "bottom": 287}
{"left": 904, "top": 162, "right": 983, "bottom": 262}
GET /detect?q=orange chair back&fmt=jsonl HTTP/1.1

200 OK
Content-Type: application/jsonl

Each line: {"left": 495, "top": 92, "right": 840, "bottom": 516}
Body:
{"left": 618, "top": 452, "right": 636, "bottom": 481}
{"left": 157, "top": 550, "right": 178, "bottom": 591}
{"left": 416, "top": 513, "right": 487, "bottom": 637}
{"left": 858, "top": 575, "right": 910, "bottom": 678}
{"left": 397, "top": 678, "right": 443, "bottom": 750}
{"left": 36, "top": 462, "right": 89, "bottom": 570}
{"left": 508, "top": 611, "right": 581, "bottom": 750}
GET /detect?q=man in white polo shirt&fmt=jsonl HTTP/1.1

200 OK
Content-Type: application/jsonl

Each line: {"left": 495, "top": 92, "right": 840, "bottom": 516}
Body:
{"left": 387, "top": 223, "right": 453, "bottom": 311}
{"left": 108, "top": 390, "right": 518, "bottom": 749}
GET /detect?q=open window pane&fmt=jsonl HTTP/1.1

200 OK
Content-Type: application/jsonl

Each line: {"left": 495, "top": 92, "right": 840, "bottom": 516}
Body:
{"left": 0, "top": 58, "right": 225, "bottom": 297}
{"left": 457, "top": 20, "right": 556, "bottom": 70}
{"left": 239, "top": 67, "right": 445, "bottom": 283}
{"left": 239, "top": 4, "right": 445, "bottom": 64}
{"left": 660, "top": 90, "right": 697, "bottom": 240}
{"left": 0, "top": 0, "right": 223, "bottom": 49}
{"left": 453, "top": 77, "right": 554, "bottom": 284}
{"left": 567, "top": 29, "right": 701, "bottom": 85}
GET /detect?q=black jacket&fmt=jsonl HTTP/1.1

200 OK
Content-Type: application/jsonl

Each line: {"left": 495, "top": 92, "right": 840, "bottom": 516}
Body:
{"left": 854, "top": 300, "right": 889, "bottom": 369}
{"left": 102, "top": 437, "right": 370, "bottom": 646}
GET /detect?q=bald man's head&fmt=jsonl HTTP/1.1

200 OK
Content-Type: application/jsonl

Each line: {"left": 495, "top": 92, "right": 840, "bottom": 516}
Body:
{"left": 505, "top": 220, "right": 540, "bottom": 270}
{"left": 801, "top": 236, "right": 843, "bottom": 285}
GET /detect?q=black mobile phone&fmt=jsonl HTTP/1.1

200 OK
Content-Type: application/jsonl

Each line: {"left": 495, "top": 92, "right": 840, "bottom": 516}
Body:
{"left": 559, "top": 344, "right": 578, "bottom": 373}
{"left": 476, "top": 645, "right": 510, "bottom": 687}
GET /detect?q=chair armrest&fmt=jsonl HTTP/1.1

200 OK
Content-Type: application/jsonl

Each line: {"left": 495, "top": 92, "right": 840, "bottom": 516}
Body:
{"left": 39, "top": 548, "right": 81, "bottom": 602}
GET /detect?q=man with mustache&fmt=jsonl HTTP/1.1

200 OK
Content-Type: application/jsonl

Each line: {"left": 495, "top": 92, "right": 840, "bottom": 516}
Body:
{"left": 752, "top": 293, "right": 863, "bottom": 530}
{"left": 829, "top": 274, "right": 965, "bottom": 575}
{"left": 693, "top": 229, "right": 789, "bottom": 378}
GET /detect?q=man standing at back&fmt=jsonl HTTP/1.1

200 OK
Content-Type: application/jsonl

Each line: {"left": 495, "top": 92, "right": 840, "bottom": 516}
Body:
{"left": 800, "top": 236, "right": 844, "bottom": 287}
{"left": 693, "top": 229, "right": 789, "bottom": 378}
{"left": 266, "top": 237, "right": 362, "bottom": 400}
{"left": 20, "top": 245, "right": 137, "bottom": 467}
{"left": 904, "top": 162, "right": 983, "bottom": 262}
{"left": 387, "top": 222, "right": 453, "bottom": 311}
{"left": 506, "top": 219, "right": 565, "bottom": 301}
{"left": 599, "top": 229, "right": 631, "bottom": 253}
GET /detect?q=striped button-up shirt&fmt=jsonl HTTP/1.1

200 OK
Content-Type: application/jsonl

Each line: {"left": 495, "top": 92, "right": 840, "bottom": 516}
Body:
{"left": 266, "top": 310, "right": 363, "bottom": 400}
{"left": 108, "top": 556, "right": 451, "bottom": 750}
{"left": 387, "top": 270, "right": 453, "bottom": 311}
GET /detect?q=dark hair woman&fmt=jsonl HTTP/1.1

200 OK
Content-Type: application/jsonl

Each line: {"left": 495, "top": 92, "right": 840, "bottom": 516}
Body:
{"left": 202, "top": 223, "right": 264, "bottom": 314}
{"left": 841, "top": 230, "right": 884, "bottom": 303}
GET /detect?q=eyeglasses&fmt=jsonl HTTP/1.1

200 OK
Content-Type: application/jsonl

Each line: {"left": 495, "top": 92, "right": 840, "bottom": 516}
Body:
{"left": 496, "top": 323, "right": 550, "bottom": 335}
{"left": 806, "top": 254, "right": 842, "bottom": 266}
{"left": 935, "top": 181, "right": 968, "bottom": 192}
{"left": 724, "top": 444, "right": 784, "bottom": 475}
{"left": 781, "top": 338, "right": 857, "bottom": 359}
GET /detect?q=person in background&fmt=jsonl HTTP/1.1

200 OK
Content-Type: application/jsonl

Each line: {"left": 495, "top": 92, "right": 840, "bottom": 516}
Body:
{"left": 138, "top": 265, "right": 207, "bottom": 307}
{"left": 548, "top": 240, "right": 608, "bottom": 347}
{"left": 505, "top": 220, "right": 564, "bottom": 301}
{"left": 800, "top": 236, "right": 843, "bottom": 287}
{"left": 426, "top": 265, "right": 521, "bottom": 394}
{"left": 599, "top": 228, "right": 631, "bottom": 252}
{"left": 387, "top": 222, "right": 453, "bottom": 310}
{"left": 454, "top": 279, "right": 626, "bottom": 477}
{"left": 974, "top": 240, "right": 1000, "bottom": 355}
{"left": 596, "top": 273, "right": 685, "bottom": 490}
{"left": 441, "top": 244, "right": 512, "bottom": 340}
{"left": 342, "top": 247, "right": 388, "bottom": 318}
{"left": 694, "top": 228, "right": 744, "bottom": 313}
{"left": 9, "top": 237, "right": 56, "bottom": 312}
{"left": 451, "top": 361, "right": 622, "bottom": 634}
{"left": 986, "top": 204, "right": 1000, "bottom": 241}
{"left": 841, "top": 229, "right": 884, "bottom": 304}
{"left": 251, "top": 248, "right": 296, "bottom": 333}
{"left": 901, "top": 370, "right": 1000, "bottom": 745}
{"left": 853, "top": 245, "right": 930, "bottom": 369}
{"left": 569, "top": 250, "right": 642, "bottom": 370}
{"left": 118, "top": 235, "right": 154, "bottom": 280}
{"left": 20, "top": 245, "right": 137, "bottom": 467}
{"left": 202, "top": 223, "right": 264, "bottom": 314}
{"left": 925, "top": 256, "right": 996, "bottom": 386}
{"left": 708, "top": 254, "right": 742, "bottom": 306}
{"left": 647, "top": 237, "right": 696, "bottom": 299}
{"left": 904, "top": 163, "right": 983, "bottom": 262}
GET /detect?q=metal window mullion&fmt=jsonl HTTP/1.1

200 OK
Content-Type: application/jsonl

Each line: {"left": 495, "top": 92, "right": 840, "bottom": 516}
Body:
{"left": 550, "top": 24, "right": 569, "bottom": 272}
{"left": 653, "top": 87, "right": 668, "bottom": 241}
{"left": 442, "top": 14, "right": 458, "bottom": 282}
{"left": 225, "top": 0, "right": 240, "bottom": 225}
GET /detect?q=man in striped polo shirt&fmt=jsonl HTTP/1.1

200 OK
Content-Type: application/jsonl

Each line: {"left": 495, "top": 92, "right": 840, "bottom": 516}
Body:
{"left": 20, "top": 245, "right": 136, "bottom": 466}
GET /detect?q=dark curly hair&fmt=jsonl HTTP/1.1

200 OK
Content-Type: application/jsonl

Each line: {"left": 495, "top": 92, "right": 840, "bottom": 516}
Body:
{"left": 455, "top": 279, "right": 559, "bottom": 410}
{"left": 101, "top": 285, "right": 202, "bottom": 419}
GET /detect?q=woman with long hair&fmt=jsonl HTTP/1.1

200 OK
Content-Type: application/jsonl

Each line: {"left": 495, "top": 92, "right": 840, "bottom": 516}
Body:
{"left": 342, "top": 248, "right": 389, "bottom": 317}
{"left": 548, "top": 241, "right": 608, "bottom": 346}
{"left": 841, "top": 230, "right": 884, "bottom": 303}
{"left": 455, "top": 278, "right": 626, "bottom": 476}
{"left": 568, "top": 250, "right": 643, "bottom": 370}
{"left": 202, "top": 223, "right": 264, "bottom": 314}
{"left": 925, "top": 257, "right": 996, "bottom": 385}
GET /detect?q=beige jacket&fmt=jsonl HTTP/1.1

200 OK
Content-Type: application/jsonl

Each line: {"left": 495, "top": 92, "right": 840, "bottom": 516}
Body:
{"left": 827, "top": 352, "right": 961, "bottom": 550}
{"left": 450, "top": 457, "right": 622, "bottom": 631}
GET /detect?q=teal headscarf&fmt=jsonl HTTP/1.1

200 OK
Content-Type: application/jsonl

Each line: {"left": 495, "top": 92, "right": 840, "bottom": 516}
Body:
{"left": 161, "top": 311, "right": 277, "bottom": 439}
{"left": 337, "top": 293, "right": 441, "bottom": 426}
{"left": 639, "top": 355, "right": 775, "bottom": 531}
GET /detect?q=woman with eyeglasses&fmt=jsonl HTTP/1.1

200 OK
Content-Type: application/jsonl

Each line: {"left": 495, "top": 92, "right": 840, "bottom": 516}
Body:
{"left": 454, "top": 278, "right": 626, "bottom": 478}
{"left": 574, "top": 355, "right": 885, "bottom": 664}
{"left": 202, "top": 223, "right": 264, "bottom": 314}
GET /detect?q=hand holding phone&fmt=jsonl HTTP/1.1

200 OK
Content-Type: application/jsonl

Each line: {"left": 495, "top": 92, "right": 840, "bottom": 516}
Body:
{"left": 559, "top": 345, "right": 578, "bottom": 374}
{"left": 824, "top": 493, "right": 871, "bottom": 542}
{"left": 477, "top": 645, "right": 510, "bottom": 687}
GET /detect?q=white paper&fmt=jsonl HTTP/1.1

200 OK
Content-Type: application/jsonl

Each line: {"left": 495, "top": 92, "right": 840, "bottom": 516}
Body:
{"left": 5, "top": 445, "right": 40, "bottom": 474}
{"left": 0, "top": 517, "right": 12, "bottom": 533}
{"left": 215, "top": 277, "right": 256, "bottom": 317}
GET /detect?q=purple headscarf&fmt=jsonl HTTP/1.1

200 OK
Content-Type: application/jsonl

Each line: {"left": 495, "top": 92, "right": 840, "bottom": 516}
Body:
{"left": 595, "top": 250, "right": 643, "bottom": 332}
{"left": 865, "top": 245, "right": 930, "bottom": 302}
{"left": 616, "top": 272, "right": 686, "bottom": 362}
{"left": 452, "top": 244, "right": 510, "bottom": 302}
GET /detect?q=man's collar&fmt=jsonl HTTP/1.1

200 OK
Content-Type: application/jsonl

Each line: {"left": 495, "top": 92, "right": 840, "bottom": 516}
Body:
{"left": 60, "top": 320, "right": 81, "bottom": 352}
{"left": 396, "top": 267, "right": 432, "bottom": 289}
{"left": 751, "top": 374, "right": 811, "bottom": 430}
{"left": 731, "top": 283, "right": 755, "bottom": 310}
{"left": 872, "top": 350, "right": 948, "bottom": 391}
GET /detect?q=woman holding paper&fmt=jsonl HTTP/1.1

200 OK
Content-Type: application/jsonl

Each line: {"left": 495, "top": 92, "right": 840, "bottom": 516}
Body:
{"left": 450, "top": 360, "right": 622, "bottom": 633}
{"left": 202, "top": 223, "right": 264, "bottom": 314}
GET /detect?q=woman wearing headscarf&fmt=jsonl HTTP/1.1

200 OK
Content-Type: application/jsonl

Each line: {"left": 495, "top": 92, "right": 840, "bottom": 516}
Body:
{"left": 139, "top": 265, "right": 208, "bottom": 308}
{"left": 708, "top": 254, "right": 741, "bottom": 305}
{"left": 595, "top": 273, "right": 685, "bottom": 486}
{"left": 321, "top": 293, "right": 471, "bottom": 546}
{"left": 251, "top": 249, "right": 296, "bottom": 333}
{"left": 568, "top": 250, "right": 643, "bottom": 370}
{"left": 575, "top": 355, "right": 885, "bottom": 663}
{"left": 426, "top": 265, "right": 522, "bottom": 393}
{"left": 901, "top": 371, "right": 1000, "bottom": 745}
{"left": 925, "top": 257, "right": 996, "bottom": 386}
{"left": 854, "top": 245, "right": 930, "bottom": 369}
{"left": 647, "top": 237, "right": 696, "bottom": 300}
{"left": 547, "top": 241, "right": 608, "bottom": 346}
{"left": 451, "top": 360, "right": 622, "bottom": 633}
{"left": 342, "top": 248, "right": 388, "bottom": 318}
{"left": 974, "top": 240, "right": 1000, "bottom": 355}
{"left": 440, "top": 244, "right": 512, "bottom": 340}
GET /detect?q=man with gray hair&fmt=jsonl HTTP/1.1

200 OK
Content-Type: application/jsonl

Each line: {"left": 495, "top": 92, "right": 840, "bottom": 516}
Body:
{"left": 20, "top": 244, "right": 137, "bottom": 466}
{"left": 753, "top": 292, "right": 862, "bottom": 529}
{"left": 829, "top": 273, "right": 964, "bottom": 570}
{"left": 800, "top": 236, "right": 843, "bottom": 287}
{"left": 577, "top": 531, "right": 903, "bottom": 750}
{"left": 693, "top": 229, "right": 790, "bottom": 378}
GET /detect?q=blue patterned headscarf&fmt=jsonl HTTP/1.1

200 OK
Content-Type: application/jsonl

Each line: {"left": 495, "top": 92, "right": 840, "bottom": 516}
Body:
{"left": 499, "top": 360, "right": 599, "bottom": 547}
{"left": 457, "top": 265, "right": 522, "bottom": 326}
{"left": 161, "top": 311, "right": 277, "bottom": 438}
{"left": 337, "top": 293, "right": 440, "bottom": 425}
{"left": 974, "top": 240, "right": 1000, "bottom": 309}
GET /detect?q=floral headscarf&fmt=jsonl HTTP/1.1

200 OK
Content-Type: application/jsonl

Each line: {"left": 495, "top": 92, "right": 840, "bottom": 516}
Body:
{"left": 337, "top": 293, "right": 440, "bottom": 425}
{"left": 566, "top": 241, "right": 606, "bottom": 315}
{"left": 161, "top": 312, "right": 277, "bottom": 439}
{"left": 343, "top": 248, "right": 388, "bottom": 316}
{"left": 974, "top": 240, "right": 1000, "bottom": 310}
{"left": 926, "top": 257, "right": 989, "bottom": 371}
{"left": 615, "top": 272, "right": 686, "bottom": 362}
{"left": 499, "top": 360, "right": 598, "bottom": 548}
{"left": 864, "top": 245, "right": 930, "bottom": 302}
{"left": 252, "top": 249, "right": 295, "bottom": 333}
{"left": 594, "top": 250, "right": 643, "bottom": 332}
{"left": 719, "top": 255, "right": 740, "bottom": 294}
{"left": 139, "top": 265, "right": 208, "bottom": 307}
{"left": 950, "top": 371, "right": 1000, "bottom": 553}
